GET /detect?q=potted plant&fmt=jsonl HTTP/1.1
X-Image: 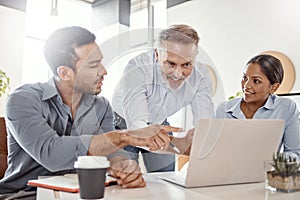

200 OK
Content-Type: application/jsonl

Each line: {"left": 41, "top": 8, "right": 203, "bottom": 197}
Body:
{"left": 0, "top": 69, "right": 10, "bottom": 97}
{"left": 266, "top": 152, "right": 300, "bottom": 193}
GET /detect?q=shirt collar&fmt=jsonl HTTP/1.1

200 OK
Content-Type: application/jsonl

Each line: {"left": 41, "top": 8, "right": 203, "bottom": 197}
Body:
{"left": 226, "top": 98, "right": 245, "bottom": 118}
{"left": 42, "top": 77, "right": 60, "bottom": 101}
{"left": 263, "top": 94, "right": 276, "bottom": 110}
{"left": 82, "top": 93, "right": 97, "bottom": 106}
{"left": 227, "top": 95, "right": 276, "bottom": 118}
{"left": 42, "top": 77, "right": 96, "bottom": 106}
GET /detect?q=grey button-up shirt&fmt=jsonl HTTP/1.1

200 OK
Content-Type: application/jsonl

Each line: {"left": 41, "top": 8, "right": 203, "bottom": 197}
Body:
{"left": 0, "top": 78, "right": 123, "bottom": 193}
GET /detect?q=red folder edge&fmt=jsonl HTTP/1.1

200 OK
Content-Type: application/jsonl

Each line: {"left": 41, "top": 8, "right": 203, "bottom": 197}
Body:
{"left": 27, "top": 176, "right": 117, "bottom": 193}
{"left": 27, "top": 180, "right": 79, "bottom": 193}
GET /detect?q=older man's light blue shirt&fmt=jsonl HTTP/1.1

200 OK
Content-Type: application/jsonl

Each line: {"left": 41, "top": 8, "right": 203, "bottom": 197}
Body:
{"left": 112, "top": 50, "right": 214, "bottom": 129}
{"left": 216, "top": 94, "right": 300, "bottom": 157}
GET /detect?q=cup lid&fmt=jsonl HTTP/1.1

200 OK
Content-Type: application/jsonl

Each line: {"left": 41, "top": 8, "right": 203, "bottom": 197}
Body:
{"left": 74, "top": 156, "right": 110, "bottom": 169}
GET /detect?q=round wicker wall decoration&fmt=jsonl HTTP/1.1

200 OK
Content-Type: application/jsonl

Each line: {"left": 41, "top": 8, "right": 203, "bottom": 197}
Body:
{"left": 262, "top": 51, "right": 295, "bottom": 94}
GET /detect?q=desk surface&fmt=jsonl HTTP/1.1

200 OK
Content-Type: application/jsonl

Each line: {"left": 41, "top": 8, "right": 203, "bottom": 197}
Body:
{"left": 37, "top": 172, "right": 300, "bottom": 200}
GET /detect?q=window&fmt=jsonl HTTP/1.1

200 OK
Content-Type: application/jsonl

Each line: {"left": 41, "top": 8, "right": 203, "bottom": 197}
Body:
{"left": 23, "top": 0, "right": 92, "bottom": 84}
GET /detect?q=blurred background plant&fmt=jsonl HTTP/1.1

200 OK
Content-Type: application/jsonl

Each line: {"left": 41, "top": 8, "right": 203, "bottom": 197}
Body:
{"left": 228, "top": 91, "right": 243, "bottom": 100}
{"left": 0, "top": 69, "right": 10, "bottom": 97}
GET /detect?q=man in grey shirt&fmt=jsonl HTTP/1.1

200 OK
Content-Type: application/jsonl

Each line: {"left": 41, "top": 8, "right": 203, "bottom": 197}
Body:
{"left": 0, "top": 26, "right": 179, "bottom": 199}
{"left": 112, "top": 24, "right": 214, "bottom": 172}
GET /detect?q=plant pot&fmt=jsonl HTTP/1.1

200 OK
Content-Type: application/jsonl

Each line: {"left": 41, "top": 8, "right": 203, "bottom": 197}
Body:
{"left": 266, "top": 170, "right": 300, "bottom": 193}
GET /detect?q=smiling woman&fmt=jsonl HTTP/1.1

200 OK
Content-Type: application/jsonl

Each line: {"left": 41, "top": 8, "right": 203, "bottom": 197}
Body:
{"left": 216, "top": 54, "right": 300, "bottom": 158}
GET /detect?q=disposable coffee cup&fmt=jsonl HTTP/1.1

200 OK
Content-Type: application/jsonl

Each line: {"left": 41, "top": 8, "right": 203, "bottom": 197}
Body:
{"left": 74, "top": 156, "right": 110, "bottom": 199}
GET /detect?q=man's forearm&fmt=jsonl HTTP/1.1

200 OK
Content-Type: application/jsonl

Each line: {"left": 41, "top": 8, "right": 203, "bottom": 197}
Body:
{"left": 87, "top": 130, "right": 130, "bottom": 156}
{"left": 87, "top": 125, "right": 178, "bottom": 156}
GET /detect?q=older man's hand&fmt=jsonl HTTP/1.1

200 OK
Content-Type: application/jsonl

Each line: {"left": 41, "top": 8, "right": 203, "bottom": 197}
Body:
{"left": 88, "top": 125, "right": 183, "bottom": 157}
{"left": 125, "top": 125, "right": 183, "bottom": 151}
{"left": 169, "top": 128, "right": 194, "bottom": 155}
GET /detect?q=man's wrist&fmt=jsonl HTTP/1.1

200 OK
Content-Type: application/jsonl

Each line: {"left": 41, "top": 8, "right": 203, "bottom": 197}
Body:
{"left": 119, "top": 130, "right": 131, "bottom": 147}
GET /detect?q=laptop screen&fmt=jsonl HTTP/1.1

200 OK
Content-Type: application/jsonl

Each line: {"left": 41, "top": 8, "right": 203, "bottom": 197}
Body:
{"left": 160, "top": 119, "right": 285, "bottom": 188}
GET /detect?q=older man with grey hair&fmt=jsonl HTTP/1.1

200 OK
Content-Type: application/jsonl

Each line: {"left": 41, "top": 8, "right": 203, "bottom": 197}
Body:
{"left": 112, "top": 24, "right": 214, "bottom": 172}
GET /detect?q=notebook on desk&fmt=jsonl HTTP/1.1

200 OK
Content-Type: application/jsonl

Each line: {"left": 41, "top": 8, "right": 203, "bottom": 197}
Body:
{"left": 28, "top": 173, "right": 117, "bottom": 192}
{"left": 159, "top": 118, "right": 285, "bottom": 188}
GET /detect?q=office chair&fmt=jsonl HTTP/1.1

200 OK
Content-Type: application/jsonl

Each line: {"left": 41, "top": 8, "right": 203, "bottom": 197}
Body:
{"left": 0, "top": 117, "right": 8, "bottom": 178}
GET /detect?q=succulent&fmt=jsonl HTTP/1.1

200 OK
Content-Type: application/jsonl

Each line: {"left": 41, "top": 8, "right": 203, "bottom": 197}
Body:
{"left": 272, "top": 152, "right": 300, "bottom": 177}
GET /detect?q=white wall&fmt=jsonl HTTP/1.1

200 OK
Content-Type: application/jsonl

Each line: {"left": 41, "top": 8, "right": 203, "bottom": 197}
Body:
{"left": 2, "top": 0, "right": 300, "bottom": 117}
{"left": 0, "top": 5, "right": 26, "bottom": 116}
{"left": 167, "top": 0, "right": 300, "bottom": 100}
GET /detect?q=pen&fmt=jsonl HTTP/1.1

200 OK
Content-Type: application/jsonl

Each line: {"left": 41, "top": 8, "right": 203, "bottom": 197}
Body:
{"left": 169, "top": 142, "right": 180, "bottom": 154}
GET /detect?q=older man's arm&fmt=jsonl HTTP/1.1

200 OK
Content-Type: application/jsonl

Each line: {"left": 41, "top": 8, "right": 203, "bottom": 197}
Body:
{"left": 87, "top": 124, "right": 182, "bottom": 156}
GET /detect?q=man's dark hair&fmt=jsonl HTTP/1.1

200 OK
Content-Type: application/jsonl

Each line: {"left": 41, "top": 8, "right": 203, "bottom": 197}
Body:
{"left": 44, "top": 26, "right": 96, "bottom": 76}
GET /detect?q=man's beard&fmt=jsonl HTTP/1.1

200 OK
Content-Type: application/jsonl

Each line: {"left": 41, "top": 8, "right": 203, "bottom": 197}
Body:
{"left": 165, "top": 75, "right": 188, "bottom": 91}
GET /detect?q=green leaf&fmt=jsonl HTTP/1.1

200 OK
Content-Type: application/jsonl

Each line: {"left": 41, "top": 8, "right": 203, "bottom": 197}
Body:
{"left": 0, "top": 69, "right": 10, "bottom": 97}
{"left": 272, "top": 152, "right": 300, "bottom": 177}
{"left": 228, "top": 91, "right": 243, "bottom": 100}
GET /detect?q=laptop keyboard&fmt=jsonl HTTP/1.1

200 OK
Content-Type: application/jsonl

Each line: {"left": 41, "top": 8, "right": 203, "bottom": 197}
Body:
{"left": 160, "top": 171, "right": 187, "bottom": 186}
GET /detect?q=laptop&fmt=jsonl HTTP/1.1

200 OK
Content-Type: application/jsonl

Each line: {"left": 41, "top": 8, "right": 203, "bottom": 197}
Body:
{"left": 159, "top": 118, "right": 285, "bottom": 188}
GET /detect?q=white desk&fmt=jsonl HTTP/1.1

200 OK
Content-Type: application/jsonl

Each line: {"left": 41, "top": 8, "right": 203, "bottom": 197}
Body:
{"left": 37, "top": 172, "right": 300, "bottom": 200}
